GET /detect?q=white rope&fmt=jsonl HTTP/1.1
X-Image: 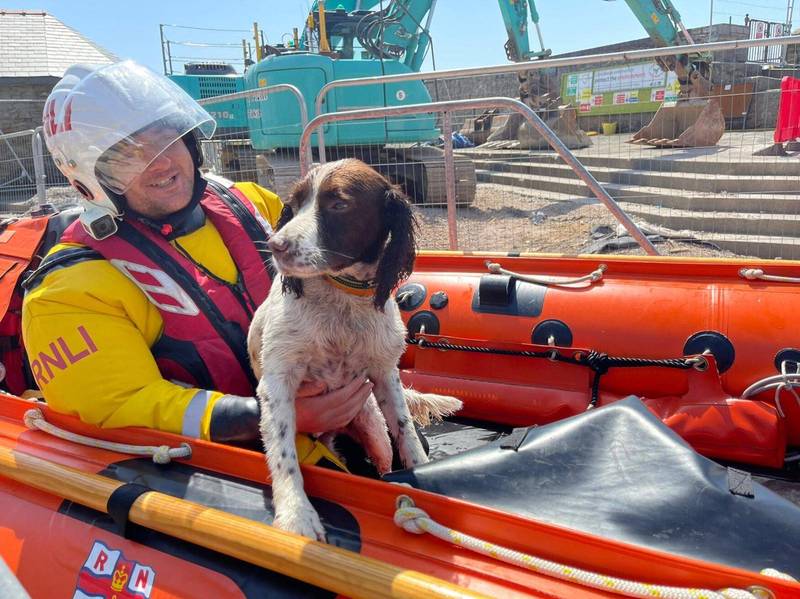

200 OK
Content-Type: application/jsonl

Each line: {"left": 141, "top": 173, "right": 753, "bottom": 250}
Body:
{"left": 393, "top": 496, "right": 782, "bottom": 599}
{"left": 739, "top": 268, "right": 800, "bottom": 284}
{"left": 485, "top": 261, "right": 606, "bottom": 287}
{"left": 23, "top": 408, "right": 191, "bottom": 464}
{"left": 742, "top": 361, "right": 800, "bottom": 418}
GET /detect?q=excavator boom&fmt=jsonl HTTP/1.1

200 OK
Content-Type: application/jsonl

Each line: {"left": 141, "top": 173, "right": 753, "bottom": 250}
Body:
{"left": 616, "top": 0, "right": 725, "bottom": 147}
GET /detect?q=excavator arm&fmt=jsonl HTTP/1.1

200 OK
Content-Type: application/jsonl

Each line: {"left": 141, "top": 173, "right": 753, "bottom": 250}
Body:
{"left": 497, "top": 0, "right": 551, "bottom": 62}
{"left": 609, "top": 0, "right": 723, "bottom": 146}
{"left": 303, "top": 0, "right": 436, "bottom": 71}
{"left": 613, "top": 0, "right": 712, "bottom": 97}
{"left": 619, "top": 0, "right": 695, "bottom": 47}
{"left": 464, "top": 1, "right": 590, "bottom": 150}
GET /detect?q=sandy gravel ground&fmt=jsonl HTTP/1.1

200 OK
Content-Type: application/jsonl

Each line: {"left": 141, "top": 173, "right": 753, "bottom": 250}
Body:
{"left": 414, "top": 183, "right": 745, "bottom": 258}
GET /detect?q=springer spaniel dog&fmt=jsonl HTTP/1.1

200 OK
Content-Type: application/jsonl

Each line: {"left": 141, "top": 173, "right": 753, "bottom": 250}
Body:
{"left": 248, "top": 158, "right": 461, "bottom": 541}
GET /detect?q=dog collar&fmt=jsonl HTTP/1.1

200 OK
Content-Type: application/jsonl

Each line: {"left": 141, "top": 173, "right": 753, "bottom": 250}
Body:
{"left": 324, "top": 274, "right": 377, "bottom": 297}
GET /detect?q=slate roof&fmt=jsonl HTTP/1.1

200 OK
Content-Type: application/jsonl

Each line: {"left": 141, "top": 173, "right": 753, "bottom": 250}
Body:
{"left": 0, "top": 9, "right": 116, "bottom": 78}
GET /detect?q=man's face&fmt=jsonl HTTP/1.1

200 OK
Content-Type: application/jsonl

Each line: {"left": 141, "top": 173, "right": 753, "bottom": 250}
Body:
{"left": 122, "top": 131, "right": 195, "bottom": 219}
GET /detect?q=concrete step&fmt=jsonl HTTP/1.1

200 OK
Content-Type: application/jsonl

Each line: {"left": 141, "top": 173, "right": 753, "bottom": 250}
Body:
{"left": 618, "top": 202, "right": 800, "bottom": 238}
{"left": 475, "top": 169, "right": 800, "bottom": 215}
{"left": 472, "top": 158, "right": 799, "bottom": 194}
{"left": 459, "top": 147, "right": 800, "bottom": 177}
{"left": 688, "top": 232, "right": 800, "bottom": 260}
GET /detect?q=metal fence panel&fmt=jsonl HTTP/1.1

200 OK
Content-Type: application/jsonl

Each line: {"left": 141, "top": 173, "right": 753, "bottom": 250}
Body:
{"left": 2, "top": 35, "right": 800, "bottom": 260}
{"left": 299, "top": 35, "right": 800, "bottom": 260}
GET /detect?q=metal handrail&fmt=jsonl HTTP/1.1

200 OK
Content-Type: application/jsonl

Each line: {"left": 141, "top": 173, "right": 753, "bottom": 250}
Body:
{"left": 313, "top": 34, "right": 800, "bottom": 161}
{"left": 0, "top": 129, "right": 35, "bottom": 141}
{"left": 197, "top": 84, "right": 311, "bottom": 166}
{"left": 299, "top": 97, "right": 659, "bottom": 255}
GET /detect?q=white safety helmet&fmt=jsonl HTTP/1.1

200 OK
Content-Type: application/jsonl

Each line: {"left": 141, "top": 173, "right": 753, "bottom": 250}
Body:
{"left": 42, "top": 60, "right": 216, "bottom": 239}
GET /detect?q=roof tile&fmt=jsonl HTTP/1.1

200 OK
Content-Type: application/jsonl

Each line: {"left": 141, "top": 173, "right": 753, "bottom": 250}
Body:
{"left": 0, "top": 11, "right": 116, "bottom": 78}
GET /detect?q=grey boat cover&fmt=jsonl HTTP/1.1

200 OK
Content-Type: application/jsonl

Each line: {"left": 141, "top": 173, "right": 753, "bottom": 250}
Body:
{"left": 386, "top": 396, "right": 800, "bottom": 576}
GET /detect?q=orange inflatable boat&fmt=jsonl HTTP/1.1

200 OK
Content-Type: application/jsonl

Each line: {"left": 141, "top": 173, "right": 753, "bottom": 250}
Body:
{"left": 1, "top": 213, "right": 800, "bottom": 598}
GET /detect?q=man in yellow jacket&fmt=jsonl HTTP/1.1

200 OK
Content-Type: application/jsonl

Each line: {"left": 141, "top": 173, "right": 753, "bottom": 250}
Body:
{"left": 22, "top": 61, "right": 371, "bottom": 465}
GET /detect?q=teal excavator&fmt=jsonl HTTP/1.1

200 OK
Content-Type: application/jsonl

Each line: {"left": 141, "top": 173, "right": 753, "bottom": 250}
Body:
{"left": 171, "top": 0, "right": 724, "bottom": 202}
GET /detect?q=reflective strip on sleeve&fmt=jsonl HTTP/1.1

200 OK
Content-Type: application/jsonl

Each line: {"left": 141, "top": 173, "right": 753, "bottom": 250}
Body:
{"left": 182, "top": 389, "right": 213, "bottom": 438}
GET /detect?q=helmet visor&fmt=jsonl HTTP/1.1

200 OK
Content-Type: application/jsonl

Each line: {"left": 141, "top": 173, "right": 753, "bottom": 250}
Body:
{"left": 95, "top": 111, "right": 215, "bottom": 195}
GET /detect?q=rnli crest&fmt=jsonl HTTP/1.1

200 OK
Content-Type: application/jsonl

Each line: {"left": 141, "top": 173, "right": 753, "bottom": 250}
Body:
{"left": 73, "top": 540, "right": 155, "bottom": 599}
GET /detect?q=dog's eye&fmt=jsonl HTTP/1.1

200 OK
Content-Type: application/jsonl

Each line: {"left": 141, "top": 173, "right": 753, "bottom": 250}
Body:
{"left": 328, "top": 199, "right": 350, "bottom": 211}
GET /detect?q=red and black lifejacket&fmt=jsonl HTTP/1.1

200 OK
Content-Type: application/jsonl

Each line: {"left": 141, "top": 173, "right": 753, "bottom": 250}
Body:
{"left": 0, "top": 214, "right": 56, "bottom": 395}
{"left": 42, "top": 180, "right": 273, "bottom": 396}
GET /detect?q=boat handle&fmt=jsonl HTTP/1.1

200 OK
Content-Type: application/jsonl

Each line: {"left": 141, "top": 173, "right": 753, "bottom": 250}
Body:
{"left": 740, "top": 268, "right": 800, "bottom": 284}
{"left": 24, "top": 408, "right": 191, "bottom": 464}
{"left": 486, "top": 261, "right": 606, "bottom": 287}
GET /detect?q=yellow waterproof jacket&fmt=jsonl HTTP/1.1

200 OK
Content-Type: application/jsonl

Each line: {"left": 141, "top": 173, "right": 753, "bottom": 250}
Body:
{"left": 22, "top": 181, "right": 337, "bottom": 466}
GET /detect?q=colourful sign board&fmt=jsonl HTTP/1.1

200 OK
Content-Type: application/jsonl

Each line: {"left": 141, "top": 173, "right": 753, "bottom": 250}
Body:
{"left": 561, "top": 61, "right": 679, "bottom": 116}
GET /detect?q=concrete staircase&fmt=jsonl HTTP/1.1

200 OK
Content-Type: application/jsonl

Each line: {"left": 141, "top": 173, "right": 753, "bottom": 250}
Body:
{"left": 463, "top": 148, "right": 800, "bottom": 259}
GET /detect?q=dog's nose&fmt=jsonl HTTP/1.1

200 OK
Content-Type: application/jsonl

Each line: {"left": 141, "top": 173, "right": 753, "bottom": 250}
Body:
{"left": 268, "top": 237, "right": 289, "bottom": 254}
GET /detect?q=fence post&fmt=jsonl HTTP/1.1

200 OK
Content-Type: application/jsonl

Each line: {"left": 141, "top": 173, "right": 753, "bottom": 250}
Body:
{"left": 31, "top": 128, "right": 46, "bottom": 205}
{"left": 442, "top": 111, "right": 458, "bottom": 251}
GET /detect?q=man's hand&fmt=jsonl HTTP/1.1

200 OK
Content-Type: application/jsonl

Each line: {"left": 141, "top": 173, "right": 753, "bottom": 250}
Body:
{"left": 208, "top": 378, "right": 373, "bottom": 443}
{"left": 295, "top": 378, "right": 373, "bottom": 433}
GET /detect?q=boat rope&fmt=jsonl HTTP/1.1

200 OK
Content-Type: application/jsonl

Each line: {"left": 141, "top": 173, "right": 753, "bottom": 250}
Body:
{"left": 406, "top": 337, "right": 707, "bottom": 408}
{"left": 23, "top": 408, "right": 192, "bottom": 464}
{"left": 739, "top": 268, "right": 800, "bottom": 284}
{"left": 393, "top": 495, "right": 786, "bottom": 599}
{"left": 741, "top": 360, "right": 800, "bottom": 418}
{"left": 486, "top": 260, "right": 607, "bottom": 287}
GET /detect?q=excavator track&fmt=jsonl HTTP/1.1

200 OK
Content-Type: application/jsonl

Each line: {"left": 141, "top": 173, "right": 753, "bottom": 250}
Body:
{"left": 378, "top": 146, "right": 476, "bottom": 206}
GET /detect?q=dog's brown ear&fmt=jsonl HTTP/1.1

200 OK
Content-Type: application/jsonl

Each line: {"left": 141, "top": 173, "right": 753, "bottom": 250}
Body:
{"left": 374, "top": 185, "right": 417, "bottom": 310}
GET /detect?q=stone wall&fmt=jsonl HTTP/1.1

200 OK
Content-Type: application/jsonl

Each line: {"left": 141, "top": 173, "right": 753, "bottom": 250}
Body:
{"left": 0, "top": 77, "right": 54, "bottom": 134}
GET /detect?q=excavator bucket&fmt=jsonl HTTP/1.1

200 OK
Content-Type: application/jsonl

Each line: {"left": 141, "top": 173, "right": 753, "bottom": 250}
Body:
{"left": 517, "top": 105, "right": 592, "bottom": 150}
{"left": 629, "top": 98, "right": 726, "bottom": 148}
{"left": 461, "top": 105, "right": 592, "bottom": 150}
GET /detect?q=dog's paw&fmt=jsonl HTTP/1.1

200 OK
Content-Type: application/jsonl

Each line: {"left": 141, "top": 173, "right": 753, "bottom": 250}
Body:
{"left": 273, "top": 507, "right": 327, "bottom": 542}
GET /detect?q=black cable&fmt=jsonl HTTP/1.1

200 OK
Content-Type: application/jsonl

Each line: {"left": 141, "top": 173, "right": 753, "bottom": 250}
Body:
{"left": 406, "top": 338, "right": 698, "bottom": 410}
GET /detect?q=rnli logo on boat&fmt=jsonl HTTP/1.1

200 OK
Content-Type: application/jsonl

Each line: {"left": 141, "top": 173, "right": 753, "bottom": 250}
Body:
{"left": 73, "top": 540, "right": 155, "bottom": 599}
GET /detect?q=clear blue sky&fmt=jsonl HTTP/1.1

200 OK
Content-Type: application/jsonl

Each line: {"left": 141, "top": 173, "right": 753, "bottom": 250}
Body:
{"left": 3, "top": 1, "right": 792, "bottom": 74}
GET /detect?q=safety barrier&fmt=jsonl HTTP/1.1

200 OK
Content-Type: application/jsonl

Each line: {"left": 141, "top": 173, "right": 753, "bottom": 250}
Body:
{"left": 297, "top": 33, "right": 800, "bottom": 259}
{"left": 4, "top": 33, "right": 800, "bottom": 257}
{"left": 773, "top": 76, "right": 800, "bottom": 143}
{"left": 313, "top": 35, "right": 800, "bottom": 161}
{"left": 299, "top": 97, "right": 658, "bottom": 254}
{"left": 0, "top": 127, "right": 61, "bottom": 214}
